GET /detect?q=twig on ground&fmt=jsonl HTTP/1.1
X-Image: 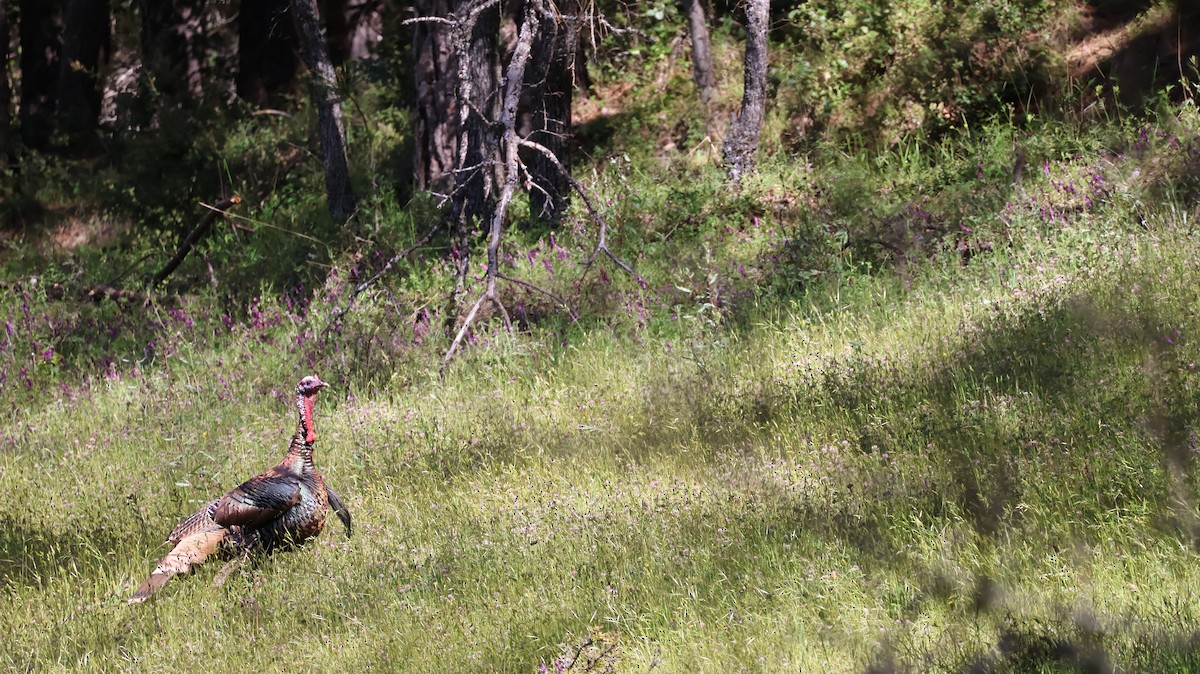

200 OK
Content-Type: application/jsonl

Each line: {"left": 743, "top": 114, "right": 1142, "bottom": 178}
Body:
{"left": 147, "top": 195, "right": 242, "bottom": 289}
{"left": 321, "top": 222, "right": 444, "bottom": 338}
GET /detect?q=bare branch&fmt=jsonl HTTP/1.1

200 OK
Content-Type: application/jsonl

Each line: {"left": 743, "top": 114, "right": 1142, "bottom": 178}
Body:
{"left": 250, "top": 109, "right": 293, "bottom": 118}
{"left": 322, "top": 222, "right": 445, "bottom": 337}
{"left": 440, "top": 293, "right": 487, "bottom": 375}
{"left": 148, "top": 195, "right": 243, "bottom": 289}
{"left": 401, "top": 15, "right": 455, "bottom": 26}
{"left": 498, "top": 272, "right": 578, "bottom": 323}
{"left": 518, "top": 138, "right": 647, "bottom": 288}
{"left": 218, "top": 210, "right": 326, "bottom": 244}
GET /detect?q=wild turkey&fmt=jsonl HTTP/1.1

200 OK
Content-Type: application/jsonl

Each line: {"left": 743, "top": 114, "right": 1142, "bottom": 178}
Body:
{"left": 129, "top": 374, "right": 351, "bottom": 603}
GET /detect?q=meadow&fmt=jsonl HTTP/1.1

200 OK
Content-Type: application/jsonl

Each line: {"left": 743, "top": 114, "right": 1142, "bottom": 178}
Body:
{"left": 6, "top": 2, "right": 1200, "bottom": 670}
{"left": 7, "top": 111, "right": 1200, "bottom": 670}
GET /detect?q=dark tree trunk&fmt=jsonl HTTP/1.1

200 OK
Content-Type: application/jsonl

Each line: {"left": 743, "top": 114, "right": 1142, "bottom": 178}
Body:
{"left": 321, "top": 0, "right": 351, "bottom": 64}
{"left": 56, "top": 0, "right": 110, "bottom": 149}
{"left": 412, "top": 0, "right": 455, "bottom": 192}
{"left": 319, "top": 0, "right": 383, "bottom": 64}
{"left": 18, "top": 0, "right": 63, "bottom": 150}
{"left": 684, "top": 0, "right": 717, "bottom": 111}
{"left": 140, "top": 0, "right": 208, "bottom": 106}
{"left": 444, "top": 0, "right": 500, "bottom": 306}
{"left": 291, "top": 0, "right": 357, "bottom": 223}
{"left": 238, "top": 0, "right": 298, "bottom": 106}
{"left": 523, "top": 1, "right": 578, "bottom": 228}
{"left": 453, "top": 0, "right": 500, "bottom": 223}
{"left": 0, "top": 0, "right": 10, "bottom": 153}
{"left": 722, "top": 0, "right": 768, "bottom": 181}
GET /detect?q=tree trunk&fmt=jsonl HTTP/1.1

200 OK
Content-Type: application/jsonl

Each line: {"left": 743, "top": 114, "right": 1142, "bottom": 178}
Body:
{"left": 291, "top": 0, "right": 358, "bottom": 223}
{"left": 0, "top": 0, "right": 10, "bottom": 154}
{"left": 441, "top": 0, "right": 541, "bottom": 370}
{"left": 343, "top": 0, "right": 385, "bottom": 61}
{"left": 56, "top": 0, "right": 110, "bottom": 150}
{"left": 18, "top": 0, "right": 63, "bottom": 150}
{"left": 446, "top": 0, "right": 500, "bottom": 307}
{"left": 683, "top": 0, "right": 717, "bottom": 111}
{"left": 238, "top": 0, "right": 298, "bottom": 106}
{"left": 140, "top": 0, "right": 208, "bottom": 105}
{"left": 453, "top": 0, "right": 500, "bottom": 222}
{"left": 321, "top": 0, "right": 352, "bottom": 64}
{"left": 722, "top": 0, "right": 768, "bottom": 182}
{"left": 523, "top": 1, "right": 578, "bottom": 228}
{"left": 412, "top": 0, "right": 455, "bottom": 192}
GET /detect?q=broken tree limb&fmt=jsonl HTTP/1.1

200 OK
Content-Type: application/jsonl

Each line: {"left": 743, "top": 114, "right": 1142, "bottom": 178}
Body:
{"left": 440, "top": 0, "right": 541, "bottom": 377}
{"left": 441, "top": 292, "right": 488, "bottom": 373}
{"left": 518, "top": 138, "right": 647, "bottom": 289}
{"left": 148, "top": 195, "right": 242, "bottom": 289}
{"left": 321, "top": 222, "right": 445, "bottom": 338}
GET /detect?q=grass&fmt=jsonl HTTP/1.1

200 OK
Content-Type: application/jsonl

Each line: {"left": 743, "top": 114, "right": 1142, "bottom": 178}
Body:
{"left": 7, "top": 15, "right": 1200, "bottom": 669}
{"left": 6, "top": 209, "right": 1200, "bottom": 671}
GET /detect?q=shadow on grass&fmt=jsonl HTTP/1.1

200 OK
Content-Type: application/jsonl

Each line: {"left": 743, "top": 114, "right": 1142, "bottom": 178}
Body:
{"left": 0, "top": 518, "right": 125, "bottom": 588}
{"left": 637, "top": 284, "right": 1200, "bottom": 671}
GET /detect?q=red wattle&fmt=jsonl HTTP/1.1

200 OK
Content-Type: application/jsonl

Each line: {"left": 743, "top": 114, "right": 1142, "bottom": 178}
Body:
{"left": 302, "top": 397, "right": 317, "bottom": 443}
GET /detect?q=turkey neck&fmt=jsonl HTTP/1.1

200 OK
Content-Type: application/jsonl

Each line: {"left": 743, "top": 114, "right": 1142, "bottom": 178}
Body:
{"left": 283, "top": 390, "right": 320, "bottom": 474}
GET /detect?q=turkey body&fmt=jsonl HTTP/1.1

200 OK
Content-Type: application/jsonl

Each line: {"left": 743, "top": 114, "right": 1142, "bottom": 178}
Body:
{"left": 129, "top": 374, "right": 350, "bottom": 603}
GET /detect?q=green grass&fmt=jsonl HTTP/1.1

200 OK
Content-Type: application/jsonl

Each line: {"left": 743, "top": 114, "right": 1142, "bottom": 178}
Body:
{"left": 6, "top": 213, "right": 1200, "bottom": 671}
{"left": 6, "top": 30, "right": 1200, "bottom": 671}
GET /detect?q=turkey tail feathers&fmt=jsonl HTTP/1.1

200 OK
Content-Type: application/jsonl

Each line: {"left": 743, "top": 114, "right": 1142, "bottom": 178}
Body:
{"left": 326, "top": 485, "right": 352, "bottom": 538}
{"left": 128, "top": 528, "right": 227, "bottom": 604}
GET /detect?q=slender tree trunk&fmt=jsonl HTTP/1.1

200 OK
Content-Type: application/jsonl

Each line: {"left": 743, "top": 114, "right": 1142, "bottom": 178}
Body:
{"left": 0, "top": 0, "right": 10, "bottom": 154}
{"left": 18, "top": 0, "right": 63, "bottom": 150}
{"left": 56, "top": 0, "right": 110, "bottom": 150}
{"left": 722, "top": 0, "right": 768, "bottom": 181}
{"left": 523, "top": 1, "right": 578, "bottom": 228}
{"left": 238, "top": 0, "right": 298, "bottom": 106}
{"left": 291, "top": 0, "right": 358, "bottom": 223}
{"left": 684, "top": 0, "right": 717, "bottom": 112}
{"left": 412, "top": 0, "right": 455, "bottom": 192}
{"left": 140, "top": 0, "right": 207, "bottom": 106}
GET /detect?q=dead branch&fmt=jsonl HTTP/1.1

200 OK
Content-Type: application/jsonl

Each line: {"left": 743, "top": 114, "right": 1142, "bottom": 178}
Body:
{"left": 441, "top": 0, "right": 542, "bottom": 377}
{"left": 518, "top": 138, "right": 647, "bottom": 289}
{"left": 441, "top": 293, "right": 488, "bottom": 370}
{"left": 321, "top": 222, "right": 445, "bottom": 338}
{"left": 401, "top": 15, "right": 455, "bottom": 26}
{"left": 497, "top": 271, "right": 578, "bottom": 323}
{"left": 147, "top": 195, "right": 242, "bottom": 289}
